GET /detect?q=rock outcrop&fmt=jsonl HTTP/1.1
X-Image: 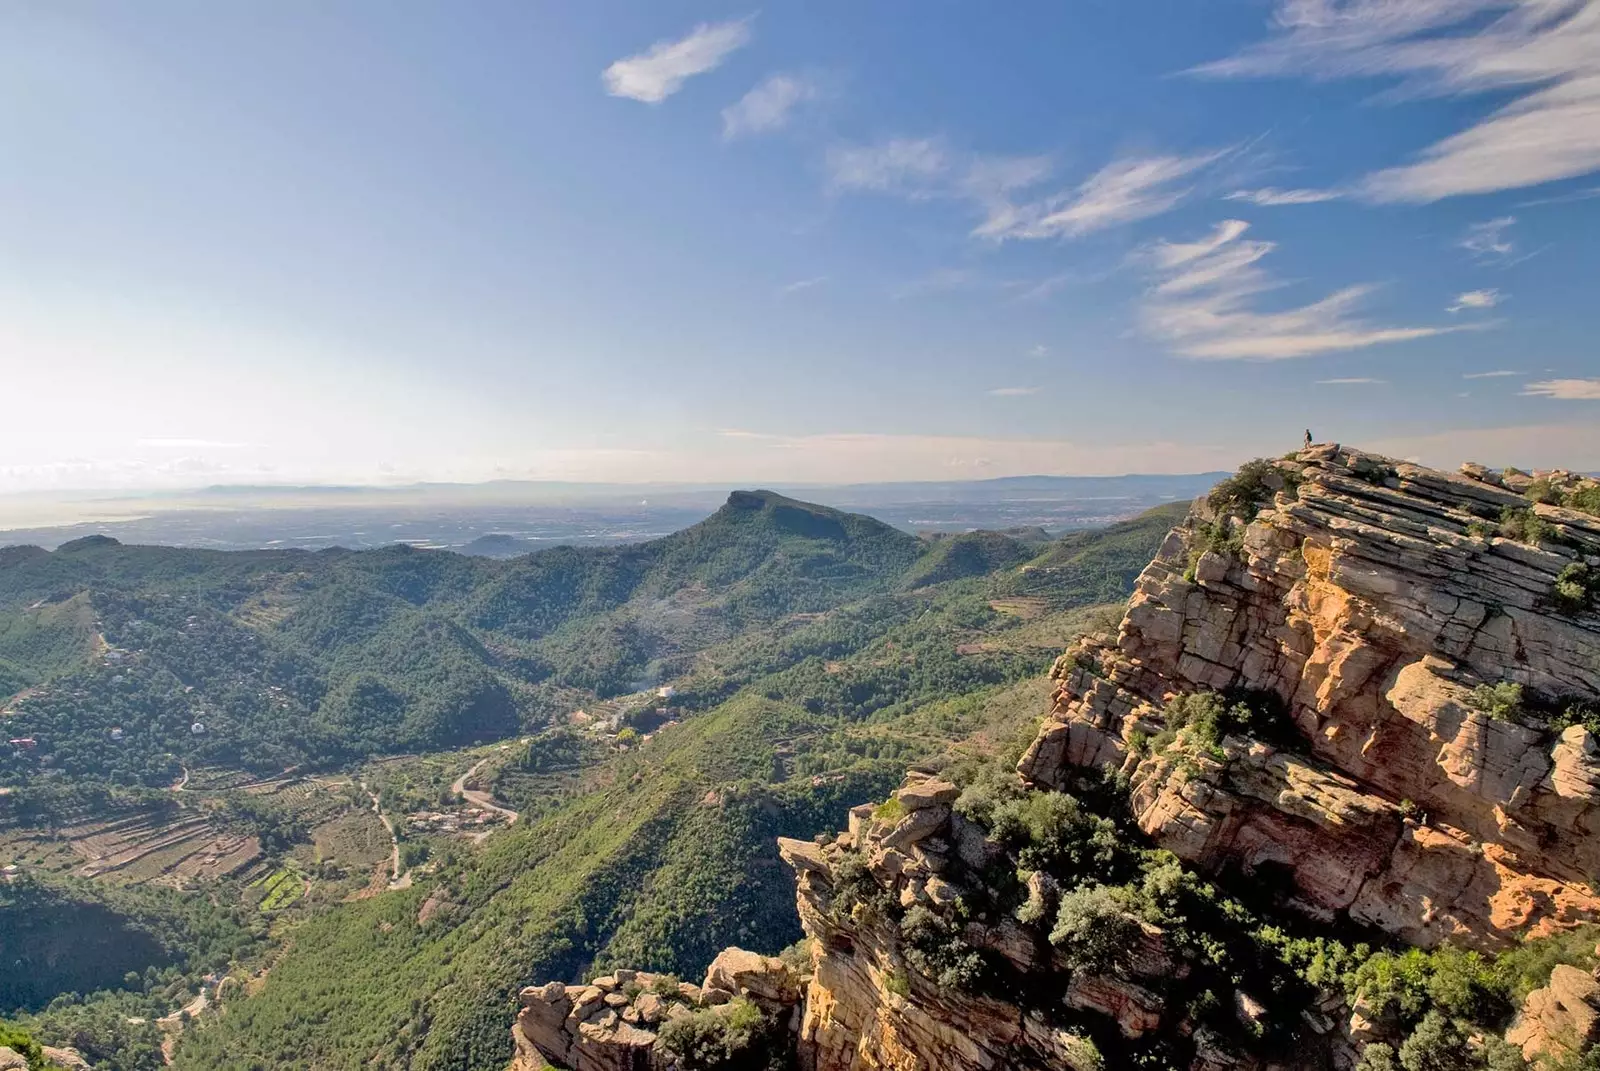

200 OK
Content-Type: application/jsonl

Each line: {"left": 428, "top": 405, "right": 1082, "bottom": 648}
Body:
{"left": 514, "top": 951, "right": 803, "bottom": 1071}
{"left": 1506, "top": 953, "right": 1600, "bottom": 1064}
{"left": 515, "top": 448, "right": 1600, "bottom": 1071}
{"left": 1020, "top": 445, "right": 1600, "bottom": 949}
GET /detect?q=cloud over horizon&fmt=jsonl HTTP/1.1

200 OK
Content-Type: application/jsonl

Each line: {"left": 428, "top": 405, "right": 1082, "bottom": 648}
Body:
{"left": 1522, "top": 378, "right": 1600, "bottom": 399}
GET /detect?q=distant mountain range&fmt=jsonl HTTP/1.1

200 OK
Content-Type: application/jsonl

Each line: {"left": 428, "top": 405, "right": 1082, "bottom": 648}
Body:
{"left": 0, "top": 472, "right": 1225, "bottom": 552}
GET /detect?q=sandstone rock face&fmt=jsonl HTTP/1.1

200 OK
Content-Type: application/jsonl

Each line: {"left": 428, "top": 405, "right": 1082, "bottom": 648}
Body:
{"left": 1019, "top": 446, "right": 1600, "bottom": 949}
{"left": 1506, "top": 961, "right": 1600, "bottom": 1063}
{"left": 514, "top": 953, "right": 801, "bottom": 1071}
{"left": 780, "top": 817, "right": 1106, "bottom": 1071}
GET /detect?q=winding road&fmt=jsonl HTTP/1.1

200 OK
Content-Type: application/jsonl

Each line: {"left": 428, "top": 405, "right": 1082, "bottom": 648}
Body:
{"left": 451, "top": 759, "right": 519, "bottom": 823}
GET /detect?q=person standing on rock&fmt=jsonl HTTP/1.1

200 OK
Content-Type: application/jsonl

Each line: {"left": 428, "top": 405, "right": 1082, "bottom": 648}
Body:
{"left": 1304, "top": 429, "right": 1313, "bottom": 448}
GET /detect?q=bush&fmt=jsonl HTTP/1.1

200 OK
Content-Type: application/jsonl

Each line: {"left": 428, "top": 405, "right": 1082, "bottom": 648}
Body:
{"left": 1356, "top": 1042, "right": 1400, "bottom": 1071}
{"left": 1551, "top": 563, "right": 1597, "bottom": 615}
{"left": 1552, "top": 702, "right": 1600, "bottom": 737}
{"left": 1050, "top": 884, "right": 1143, "bottom": 975}
{"left": 1498, "top": 508, "right": 1553, "bottom": 545}
{"left": 1467, "top": 683, "right": 1524, "bottom": 722}
{"left": 1568, "top": 485, "right": 1600, "bottom": 516}
{"left": 899, "top": 905, "right": 989, "bottom": 991}
{"left": 656, "top": 998, "right": 779, "bottom": 1071}
{"left": 872, "top": 796, "right": 907, "bottom": 825}
{"left": 989, "top": 791, "right": 1119, "bottom": 881}
{"left": 1397, "top": 1011, "right": 1473, "bottom": 1071}
{"left": 1207, "top": 460, "right": 1283, "bottom": 521}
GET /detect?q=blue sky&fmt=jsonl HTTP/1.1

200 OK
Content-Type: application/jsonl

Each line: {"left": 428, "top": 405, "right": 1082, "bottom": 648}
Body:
{"left": 4, "top": 0, "right": 1600, "bottom": 491}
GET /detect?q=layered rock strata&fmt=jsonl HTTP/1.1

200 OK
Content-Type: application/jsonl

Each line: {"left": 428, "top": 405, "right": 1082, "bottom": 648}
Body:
{"left": 516, "top": 447, "right": 1600, "bottom": 1071}
{"left": 1020, "top": 445, "right": 1600, "bottom": 949}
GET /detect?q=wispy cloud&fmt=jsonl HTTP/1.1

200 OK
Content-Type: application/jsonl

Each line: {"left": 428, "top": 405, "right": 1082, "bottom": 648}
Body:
{"left": 1027, "top": 344, "right": 1049, "bottom": 358}
{"left": 603, "top": 19, "right": 752, "bottom": 103}
{"left": 1316, "top": 377, "right": 1386, "bottom": 385}
{"left": 722, "top": 73, "right": 816, "bottom": 139}
{"left": 1464, "top": 369, "right": 1521, "bottom": 378}
{"left": 975, "top": 151, "right": 1222, "bottom": 241}
{"left": 1461, "top": 216, "right": 1518, "bottom": 261}
{"left": 825, "top": 138, "right": 948, "bottom": 194}
{"left": 1195, "top": 1, "right": 1600, "bottom": 202}
{"left": 779, "top": 276, "right": 828, "bottom": 295}
{"left": 1522, "top": 378, "right": 1600, "bottom": 400}
{"left": 1448, "top": 288, "right": 1503, "bottom": 313}
{"left": 1517, "top": 185, "right": 1600, "bottom": 207}
{"left": 1225, "top": 187, "right": 1342, "bottom": 206}
{"left": 1138, "top": 219, "right": 1457, "bottom": 360}
{"left": 986, "top": 386, "right": 1040, "bottom": 397}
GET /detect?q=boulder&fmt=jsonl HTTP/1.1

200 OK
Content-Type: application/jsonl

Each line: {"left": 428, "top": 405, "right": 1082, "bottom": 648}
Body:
{"left": 703, "top": 947, "right": 801, "bottom": 1006}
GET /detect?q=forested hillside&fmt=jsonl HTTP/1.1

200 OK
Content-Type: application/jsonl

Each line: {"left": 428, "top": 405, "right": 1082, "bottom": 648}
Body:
{"left": 0, "top": 492, "right": 924, "bottom": 795}
{"left": 0, "top": 493, "right": 1184, "bottom": 1069}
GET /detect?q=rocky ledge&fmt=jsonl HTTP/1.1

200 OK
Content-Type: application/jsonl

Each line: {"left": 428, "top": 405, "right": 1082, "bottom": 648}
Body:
{"left": 514, "top": 447, "right": 1600, "bottom": 1071}
{"left": 1021, "top": 445, "right": 1600, "bottom": 950}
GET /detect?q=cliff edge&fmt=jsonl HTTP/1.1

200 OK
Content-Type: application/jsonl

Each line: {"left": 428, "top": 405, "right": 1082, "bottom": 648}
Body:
{"left": 513, "top": 446, "right": 1600, "bottom": 1071}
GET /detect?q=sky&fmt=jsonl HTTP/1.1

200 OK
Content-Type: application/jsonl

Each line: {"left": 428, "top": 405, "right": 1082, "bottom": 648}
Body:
{"left": 4, "top": 0, "right": 1600, "bottom": 492}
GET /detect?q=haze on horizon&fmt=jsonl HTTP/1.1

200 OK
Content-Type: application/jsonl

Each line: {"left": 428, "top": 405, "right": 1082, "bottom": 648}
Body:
{"left": 5, "top": 1, "right": 1600, "bottom": 495}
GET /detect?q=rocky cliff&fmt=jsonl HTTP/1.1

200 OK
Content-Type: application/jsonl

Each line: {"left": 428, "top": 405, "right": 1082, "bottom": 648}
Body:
{"left": 513, "top": 446, "right": 1600, "bottom": 1071}
{"left": 1020, "top": 444, "right": 1600, "bottom": 950}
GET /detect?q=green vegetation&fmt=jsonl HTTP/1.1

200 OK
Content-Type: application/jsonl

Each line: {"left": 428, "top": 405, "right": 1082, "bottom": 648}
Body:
{"left": 0, "top": 491, "right": 924, "bottom": 791}
{"left": 1522, "top": 475, "right": 1600, "bottom": 518}
{"left": 656, "top": 997, "right": 785, "bottom": 1071}
{"left": 1, "top": 872, "right": 260, "bottom": 1015}
{"left": 1552, "top": 562, "right": 1598, "bottom": 615}
{"left": 1182, "top": 458, "right": 1299, "bottom": 579}
{"left": 148, "top": 503, "right": 1179, "bottom": 1070}
{"left": 0, "top": 1023, "right": 70, "bottom": 1070}
{"left": 1498, "top": 507, "right": 1554, "bottom": 546}
{"left": 1207, "top": 459, "right": 1291, "bottom": 521}
{"left": 1467, "top": 682, "right": 1525, "bottom": 722}
{"left": 937, "top": 719, "right": 1600, "bottom": 1069}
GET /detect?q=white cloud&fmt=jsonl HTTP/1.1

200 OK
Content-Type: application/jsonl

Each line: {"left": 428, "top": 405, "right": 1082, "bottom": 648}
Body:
{"left": 1196, "top": 1, "right": 1600, "bottom": 201}
{"left": 1464, "top": 369, "right": 1521, "bottom": 378}
{"left": 136, "top": 438, "right": 250, "bottom": 449}
{"left": 1027, "top": 344, "right": 1049, "bottom": 358}
{"left": 986, "top": 386, "right": 1040, "bottom": 397}
{"left": 1448, "top": 288, "right": 1503, "bottom": 312}
{"left": 602, "top": 19, "right": 752, "bottom": 103}
{"left": 974, "top": 152, "right": 1222, "bottom": 240}
{"left": 1460, "top": 216, "right": 1518, "bottom": 260}
{"left": 722, "top": 74, "right": 816, "bottom": 139}
{"left": 1225, "top": 187, "right": 1342, "bottom": 205}
{"left": 825, "top": 138, "right": 948, "bottom": 193}
{"left": 1518, "top": 184, "right": 1600, "bottom": 206}
{"left": 1522, "top": 378, "right": 1600, "bottom": 399}
{"left": 779, "top": 276, "right": 828, "bottom": 295}
{"left": 1316, "top": 377, "right": 1386, "bottom": 384}
{"left": 1139, "top": 219, "right": 1458, "bottom": 360}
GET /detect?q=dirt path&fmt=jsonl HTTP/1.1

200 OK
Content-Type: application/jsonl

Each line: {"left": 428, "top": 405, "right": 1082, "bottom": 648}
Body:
{"left": 451, "top": 759, "right": 519, "bottom": 823}
{"left": 359, "top": 780, "right": 408, "bottom": 889}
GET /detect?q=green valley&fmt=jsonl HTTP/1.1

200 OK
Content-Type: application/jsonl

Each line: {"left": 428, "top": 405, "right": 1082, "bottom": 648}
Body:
{"left": 1, "top": 493, "right": 1181, "bottom": 1069}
